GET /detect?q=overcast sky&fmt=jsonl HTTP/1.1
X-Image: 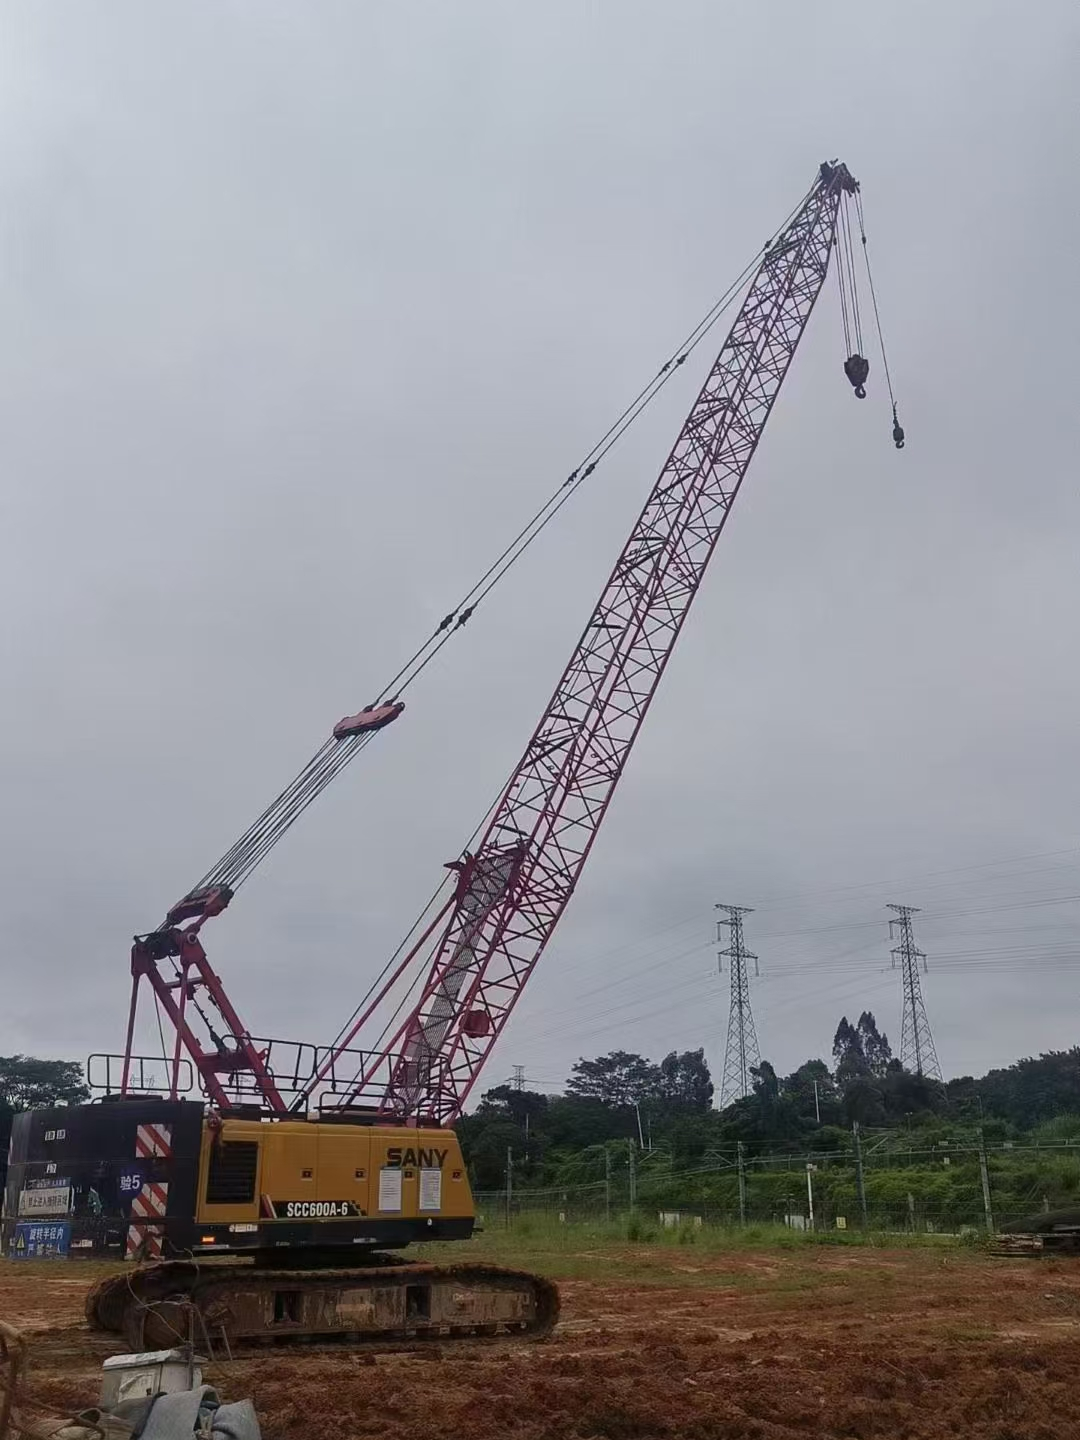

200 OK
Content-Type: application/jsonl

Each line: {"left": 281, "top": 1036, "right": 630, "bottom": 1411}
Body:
{"left": 3, "top": 2, "right": 1080, "bottom": 1104}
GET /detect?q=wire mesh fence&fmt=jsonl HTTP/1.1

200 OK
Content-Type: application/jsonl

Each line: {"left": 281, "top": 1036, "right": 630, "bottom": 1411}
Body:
{"left": 475, "top": 1139, "right": 1080, "bottom": 1235}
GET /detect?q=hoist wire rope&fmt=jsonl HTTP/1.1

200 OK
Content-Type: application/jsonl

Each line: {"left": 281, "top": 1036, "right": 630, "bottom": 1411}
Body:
{"left": 850, "top": 201, "right": 866, "bottom": 351}
{"left": 855, "top": 191, "right": 897, "bottom": 409}
{"left": 835, "top": 224, "right": 853, "bottom": 355}
{"left": 171, "top": 176, "right": 821, "bottom": 914}
{"left": 838, "top": 195, "right": 864, "bottom": 354}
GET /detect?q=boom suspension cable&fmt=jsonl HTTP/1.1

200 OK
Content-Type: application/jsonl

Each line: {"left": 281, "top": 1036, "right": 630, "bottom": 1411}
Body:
{"left": 167, "top": 179, "right": 822, "bottom": 914}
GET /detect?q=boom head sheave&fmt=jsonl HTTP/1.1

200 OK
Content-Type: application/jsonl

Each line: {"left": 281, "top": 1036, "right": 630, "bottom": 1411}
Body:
{"left": 818, "top": 159, "right": 859, "bottom": 194}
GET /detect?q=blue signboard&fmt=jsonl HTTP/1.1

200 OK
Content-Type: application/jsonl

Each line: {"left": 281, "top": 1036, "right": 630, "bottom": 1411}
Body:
{"left": 118, "top": 1163, "right": 149, "bottom": 1198}
{"left": 10, "top": 1222, "right": 71, "bottom": 1259}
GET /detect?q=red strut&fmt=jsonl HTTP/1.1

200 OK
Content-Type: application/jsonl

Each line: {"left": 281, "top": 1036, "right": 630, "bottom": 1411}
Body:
{"left": 322, "top": 161, "right": 859, "bottom": 1124}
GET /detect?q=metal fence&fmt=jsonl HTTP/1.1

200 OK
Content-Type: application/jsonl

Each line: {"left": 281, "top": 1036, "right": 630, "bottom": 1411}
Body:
{"left": 475, "top": 1138, "right": 1080, "bottom": 1235}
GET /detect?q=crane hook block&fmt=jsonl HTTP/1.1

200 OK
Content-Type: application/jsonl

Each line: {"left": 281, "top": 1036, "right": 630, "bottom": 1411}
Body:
{"left": 332, "top": 699, "right": 405, "bottom": 741}
{"left": 891, "top": 407, "right": 906, "bottom": 450}
{"left": 843, "top": 354, "right": 870, "bottom": 399}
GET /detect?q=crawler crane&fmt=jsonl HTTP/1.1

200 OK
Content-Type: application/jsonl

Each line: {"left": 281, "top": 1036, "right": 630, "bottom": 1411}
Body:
{"left": 3, "top": 160, "right": 897, "bottom": 1348}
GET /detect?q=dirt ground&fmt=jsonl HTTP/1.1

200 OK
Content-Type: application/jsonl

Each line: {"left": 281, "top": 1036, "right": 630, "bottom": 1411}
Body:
{"left": 4, "top": 1246, "right": 1080, "bottom": 1439}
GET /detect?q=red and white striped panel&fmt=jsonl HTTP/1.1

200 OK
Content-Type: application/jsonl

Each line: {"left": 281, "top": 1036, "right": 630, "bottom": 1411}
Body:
{"left": 126, "top": 1123, "right": 174, "bottom": 1260}
{"left": 126, "top": 1181, "right": 170, "bottom": 1259}
{"left": 135, "top": 1122, "right": 173, "bottom": 1159}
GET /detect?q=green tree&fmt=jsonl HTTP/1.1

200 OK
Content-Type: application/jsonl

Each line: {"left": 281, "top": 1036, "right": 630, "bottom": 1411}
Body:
{"left": 545, "top": 1094, "right": 637, "bottom": 1149}
{"left": 462, "top": 1119, "right": 524, "bottom": 1189}
{"left": 747, "top": 1059, "right": 804, "bottom": 1142}
{"left": 842, "top": 1073, "right": 887, "bottom": 1125}
{"left": 752, "top": 1059, "right": 781, "bottom": 1102}
{"left": 653, "top": 1049, "right": 713, "bottom": 1113}
{"left": 833, "top": 1017, "right": 869, "bottom": 1083}
{"left": 0, "top": 1056, "right": 90, "bottom": 1192}
{"left": 834, "top": 1017, "right": 893, "bottom": 1123}
{"left": 882, "top": 1062, "right": 942, "bottom": 1119}
{"left": 457, "top": 1085, "right": 552, "bottom": 1185}
{"left": 0, "top": 1056, "right": 88, "bottom": 1109}
{"left": 473, "top": 1084, "right": 549, "bottom": 1129}
{"left": 566, "top": 1050, "right": 660, "bottom": 1107}
{"left": 974, "top": 1049, "right": 1080, "bottom": 1129}
{"left": 782, "top": 1058, "right": 841, "bottom": 1125}
{"left": 856, "top": 1012, "right": 893, "bottom": 1078}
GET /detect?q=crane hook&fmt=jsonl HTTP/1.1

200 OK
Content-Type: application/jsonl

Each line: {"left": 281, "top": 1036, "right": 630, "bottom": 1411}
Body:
{"left": 891, "top": 402, "right": 905, "bottom": 450}
{"left": 843, "top": 353, "right": 869, "bottom": 400}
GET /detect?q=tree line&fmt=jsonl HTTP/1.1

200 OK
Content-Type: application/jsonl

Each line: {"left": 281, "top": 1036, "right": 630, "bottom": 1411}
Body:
{"left": 3, "top": 1031, "right": 1080, "bottom": 1200}
{"left": 457, "top": 1015, "right": 1080, "bottom": 1188}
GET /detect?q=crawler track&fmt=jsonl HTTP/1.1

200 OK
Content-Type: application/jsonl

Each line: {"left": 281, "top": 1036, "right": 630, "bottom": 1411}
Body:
{"left": 85, "top": 1260, "right": 559, "bottom": 1353}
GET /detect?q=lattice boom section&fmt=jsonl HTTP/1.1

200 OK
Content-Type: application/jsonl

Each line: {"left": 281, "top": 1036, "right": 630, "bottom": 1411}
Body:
{"left": 381, "top": 174, "right": 846, "bottom": 1122}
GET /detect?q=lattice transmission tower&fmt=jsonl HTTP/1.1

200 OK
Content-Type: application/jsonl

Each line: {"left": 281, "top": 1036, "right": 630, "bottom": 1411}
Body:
{"left": 887, "top": 904, "right": 942, "bottom": 1081}
{"left": 716, "top": 904, "right": 761, "bottom": 1107}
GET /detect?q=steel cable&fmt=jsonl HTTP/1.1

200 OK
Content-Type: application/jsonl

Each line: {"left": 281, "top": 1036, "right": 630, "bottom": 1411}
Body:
{"left": 163, "top": 179, "right": 821, "bottom": 918}
{"left": 855, "top": 192, "right": 897, "bottom": 410}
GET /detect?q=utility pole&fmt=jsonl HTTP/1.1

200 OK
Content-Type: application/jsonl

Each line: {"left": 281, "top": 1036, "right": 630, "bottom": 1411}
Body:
{"left": 716, "top": 904, "right": 762, "bottom": 1107}
{"left": 506, "top": 1146, "right": 514, "bottom": 1229}
{"left": 978, "top": 1127, "right": 995, "bottom": 1234}
{"left": 805, "top": 1162, "right": 816, "bottom": 1230}
{"left": 852, "top": 1120, "right": 868, "bottom": 1228}
{"left": 628, "top": 1138, "right": 637, "bottom": 1213}
{"left": 737, "top": 1141, "right": 747, "bottom": 1225}
{"left": 604, "top": 1146, "right": 612, "bottom": 1222}
{"left": 813, "top": 1078, "right": 821, "bottom": 1124}
{"left": 887, "top": 905, "right": 943, "bottom": 1082}
{"left": 512, "top": 1066, "right": 530, "bottom": 1158}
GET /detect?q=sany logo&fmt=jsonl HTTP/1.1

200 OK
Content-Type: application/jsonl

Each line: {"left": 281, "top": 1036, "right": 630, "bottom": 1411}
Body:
{"left": 384, "top": 1147, "right": 448, "bottom": 1168}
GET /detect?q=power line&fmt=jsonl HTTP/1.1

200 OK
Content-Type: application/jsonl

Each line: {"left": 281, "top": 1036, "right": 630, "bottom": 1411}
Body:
{"left": 522, "top": 854, "right": 1080, "bottom": 1005}
{"left": 742, "top": 844, "right": 1080, "bottom": 913}
{"left": 488, "top": 851, "right": 1080, "bottom": 1080}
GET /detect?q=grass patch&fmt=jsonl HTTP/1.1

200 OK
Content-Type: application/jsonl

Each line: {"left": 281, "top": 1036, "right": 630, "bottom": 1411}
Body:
{"left": 463, "top": 1211, "right": 957, "bottom": 1253}
{"left": 413, "top": 1212, "right": 963, "bottom": 1285}
{"left": 937, "top": 1323, "right": 999, "bottom": 1343}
